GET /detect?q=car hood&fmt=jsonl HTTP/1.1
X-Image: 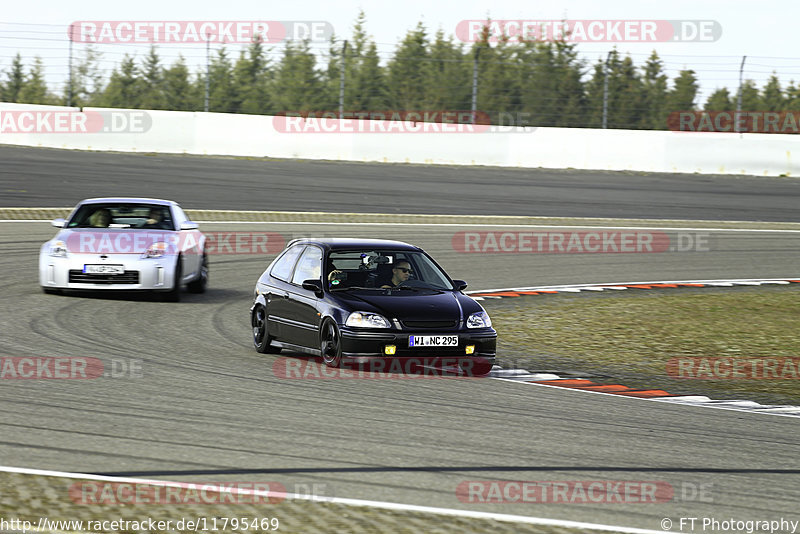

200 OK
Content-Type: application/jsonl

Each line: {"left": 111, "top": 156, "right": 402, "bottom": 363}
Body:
{"left": 338, "top": 290, "right": 482, "bottom": 322}
{"left": 52, "top": 228, "right": 179, "bottom": 254}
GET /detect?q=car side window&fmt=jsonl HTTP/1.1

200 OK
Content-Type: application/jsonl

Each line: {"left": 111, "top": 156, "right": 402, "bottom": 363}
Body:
{"left": 291, "top": 246, "right": 323, "bottom": 286}
{"left": 271, "top": 246, "right": 305, "bottom": 282}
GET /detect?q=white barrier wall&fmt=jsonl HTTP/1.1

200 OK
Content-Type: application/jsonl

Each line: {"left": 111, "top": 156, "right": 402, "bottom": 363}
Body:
{"left": 1, "top": 102, "right": 798, "bottom": 176}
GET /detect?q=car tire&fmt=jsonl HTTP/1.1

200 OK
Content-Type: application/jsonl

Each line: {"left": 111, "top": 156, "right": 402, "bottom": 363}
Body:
{"left": 187, "top": 253, "right": 208, "bottom": 294}
{"left": 162, "top": 255, "right": 182, "bottom": 302}
{"left": 252, "top": 304, "right": 281, "bottom": 354}
{"left": 320, "top": 319, "right": 342, "bottom": 368}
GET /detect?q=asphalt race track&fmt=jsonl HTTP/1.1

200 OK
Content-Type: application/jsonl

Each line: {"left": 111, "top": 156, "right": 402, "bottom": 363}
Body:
{"left": 1, "top": 146, "right": 799, "bottom": 531}
{"left": 2, "top": 144, "right": 800, "bottom": 221}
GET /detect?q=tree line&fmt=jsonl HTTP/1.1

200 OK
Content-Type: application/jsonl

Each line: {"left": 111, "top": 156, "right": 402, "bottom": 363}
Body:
{"left": 2, "top": 12, "right": 799, "bottom": 130}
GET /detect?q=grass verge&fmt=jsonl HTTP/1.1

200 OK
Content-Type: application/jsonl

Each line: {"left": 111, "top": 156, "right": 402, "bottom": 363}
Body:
{"left": 485, "top": 285, "right": 800, "bottom": 405}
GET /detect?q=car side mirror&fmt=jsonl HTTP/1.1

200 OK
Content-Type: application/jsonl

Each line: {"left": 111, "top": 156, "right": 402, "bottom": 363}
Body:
{"left": 51, "top": 218, "right": 66, "bottom": 228}
{"left": 180, "top": 221, "right": 199, "bottom": 230}
{"left": 302, "top": 279, "right": 324, "bottom": 296}
{"left": 453, "top": 280, "right": 468, "bottom": 291}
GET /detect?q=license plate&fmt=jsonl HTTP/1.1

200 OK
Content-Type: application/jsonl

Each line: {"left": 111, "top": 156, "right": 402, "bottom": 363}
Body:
{"left": 409, "top": 335, "right": 458, "bottom": 347}
{"left": 83, "top": 264, "right": 124, "bottom": 275}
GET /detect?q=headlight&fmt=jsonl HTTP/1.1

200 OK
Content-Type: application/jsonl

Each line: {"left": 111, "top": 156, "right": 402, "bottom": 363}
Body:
{"left": 467, "top": 311, "right": 492, "bottom": 328}
{"left": 346, "top": 311, "right": 391, "bottom": 328}
{"left": 49, "top": 240, "right": 67, "bottom": 257}
{"left": 142, "top": 242, "right": 168, "bottom": 259}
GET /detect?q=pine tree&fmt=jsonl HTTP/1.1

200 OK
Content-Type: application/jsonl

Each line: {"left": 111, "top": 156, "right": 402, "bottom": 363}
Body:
{"left": 611, "top": 55, "right": 645, "bottom": 128}
{"left": 229, "top": 38, "right": 272, "bottom": 114}
{"left": 639, "top": 51, "right": 668, "bottom": 129}
{"left": 584, "top": 58, "right": 607, "bottom": 128}
{"left": 704, "top": 88, "right": 734, "bottom": 110}
{"left": 337, "top": 11, "right": 389, "bottom": 112}
{"left": 100, "top": 55, "right": 143, "bottom": 108}
{"left": 785, "top": 82, "right": 800, "bottom": 111}
{"left": 518, "top": 40, "right": 585, "bottom": 127}
{"left": 19, "top": 57, "right": 53, "bottom": 104}
{"left": 163, "top": 56, "right": 199, "bottom": 111}
{"left": 354, "top": 41, "right": 389, "bottom": 110}
{"left": 387, "top": 23, "right": 429, "bottom": 110}
{"left": 3, "top": 53, "right": 26, "bottom": 102}
{"left": 270, "top": 40, "right": 327, "bottom": 112}
{"left": 737, "top": 80, "right": 761, "bottom": 110}
{"left": 207, "top": 48, "right": 236, "bottom": 113}
{"left": 667, "top": 70, "right": 698, "bottom": 114}
{"left": 423, "top": 30, "right": 470, "bottom": 111}
{"left": 64, "top": 46, "right": 104, "bottom": 107}
{"left": 761, "top": 74, "right": 784, "bottom": 112}
{"left": 139, "top": 46, "right": 167, "bottom": 110}
{"left": 474, "top": 34, "right": 521, "bottom": 124}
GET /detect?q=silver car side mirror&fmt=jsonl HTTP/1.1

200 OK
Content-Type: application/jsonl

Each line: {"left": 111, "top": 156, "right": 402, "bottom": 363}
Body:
{"left": 51, "top": 218, "right": 66, "bottom": 228}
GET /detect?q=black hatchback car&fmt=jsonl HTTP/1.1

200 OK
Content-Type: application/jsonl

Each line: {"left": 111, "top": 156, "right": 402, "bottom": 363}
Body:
{"left": 250, "top": 238, "right": 496, "bottom": 371}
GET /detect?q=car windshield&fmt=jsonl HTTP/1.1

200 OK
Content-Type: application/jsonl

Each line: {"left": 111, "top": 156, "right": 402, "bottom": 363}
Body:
{"left": 67, "top": 203, "right": 175, "bottom": 230}
{"left": 327, "top": 249, "right": 454, "bottom": 291}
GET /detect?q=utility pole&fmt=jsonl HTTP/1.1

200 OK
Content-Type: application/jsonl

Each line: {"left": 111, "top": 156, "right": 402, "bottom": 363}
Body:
{"left": 471, "top": 46, "right": 481, "bottom": 124}
{"left": 67, "top": 24, "right": 74, "bottom": 107}
{"left": 735, "top": 55, "right": 747, "bottom": 133}
{"left": 339, "top": 40, "right": 347, "bottom": 118}
{"left": 204, "top": 33, "right": 210, "bottom": 112}
{"left": 602, "top": 51, "right": 612, "bottom": 129}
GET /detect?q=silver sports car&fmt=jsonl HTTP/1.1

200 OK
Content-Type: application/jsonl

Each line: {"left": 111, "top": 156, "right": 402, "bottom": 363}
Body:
{"left": 39, "top": 198, "right": 208, "bottom": 301}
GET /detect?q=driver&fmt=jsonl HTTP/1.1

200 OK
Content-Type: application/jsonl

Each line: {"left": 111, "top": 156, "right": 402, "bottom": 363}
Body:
{"left": 142, "top": 207, "right": 166, "bottom": 228}
{"left": 89, "top": 208, "right": 111, "bottom": 228}
{"left": 381, "top": 261, "right": 412, "bottom": 288}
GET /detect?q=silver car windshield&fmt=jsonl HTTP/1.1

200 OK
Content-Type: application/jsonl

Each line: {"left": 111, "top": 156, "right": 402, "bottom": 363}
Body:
{"left": 327, "top": 250, "right": 454, "bottom": 290}
{"left": 67, "top": 204, "right": 175, "bottom": 230}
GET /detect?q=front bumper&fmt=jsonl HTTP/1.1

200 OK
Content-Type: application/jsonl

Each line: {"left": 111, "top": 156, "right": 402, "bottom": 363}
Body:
{"left": 39, "top": 253, "right": 178, "bottom": 291}
{"left": 339, "top": 327, "right": 497, "bottom": 370}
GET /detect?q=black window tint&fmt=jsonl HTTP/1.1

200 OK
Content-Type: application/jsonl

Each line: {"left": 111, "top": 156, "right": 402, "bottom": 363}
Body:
{"left": 271, "top": 246, "right": 304, "bottom": 281}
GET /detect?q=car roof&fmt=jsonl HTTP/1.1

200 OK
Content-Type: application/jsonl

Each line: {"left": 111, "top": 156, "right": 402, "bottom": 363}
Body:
{"left": 78, "top": 197, "right": 176, "bottom": 207}
{"left": 286, "top": 238, "right": 422, "bottom": 252}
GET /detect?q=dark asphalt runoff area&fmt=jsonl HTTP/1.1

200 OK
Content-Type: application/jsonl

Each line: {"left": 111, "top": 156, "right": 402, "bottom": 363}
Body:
{"left": 0, "top": 145, "right": 799, "bottom": 531}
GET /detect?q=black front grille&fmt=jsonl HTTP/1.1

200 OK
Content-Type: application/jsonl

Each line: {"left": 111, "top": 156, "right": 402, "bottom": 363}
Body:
{"left": 68, "top": 270, "right": 140, "bottom": 284}
{"left": 402, "top": 320, "right": 457, "bottom": 328}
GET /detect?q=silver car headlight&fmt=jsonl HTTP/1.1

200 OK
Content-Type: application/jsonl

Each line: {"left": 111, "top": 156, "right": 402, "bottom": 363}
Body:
{"left": 49, "top": 240, "right": 67, "bottom": 257}
{"left": 467, "top": 311, "right": 492, "bottom": 328}
{"left": 142, "top": 242, "right": 168, "bottom": 259}
{"left": 346, "top": 311, "right": 390, "bottom": 328}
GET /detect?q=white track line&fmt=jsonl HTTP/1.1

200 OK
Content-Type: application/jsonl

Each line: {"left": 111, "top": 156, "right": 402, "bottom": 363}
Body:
{"left": 2, "top": 219, "right": 800, "bottom": 232}
{"left": 0, "top": 466, "right": 668, "bottom": 534}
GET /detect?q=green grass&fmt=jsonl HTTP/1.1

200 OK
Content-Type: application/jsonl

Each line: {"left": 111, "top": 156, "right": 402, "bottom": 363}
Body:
{"left": 485, "top": 285, "right": 800, "bottom": 405}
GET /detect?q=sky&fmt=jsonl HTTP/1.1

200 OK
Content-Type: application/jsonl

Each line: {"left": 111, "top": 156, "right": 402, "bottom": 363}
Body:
{"left": 1, "top": 0, "right": 797, "bottom": 105}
